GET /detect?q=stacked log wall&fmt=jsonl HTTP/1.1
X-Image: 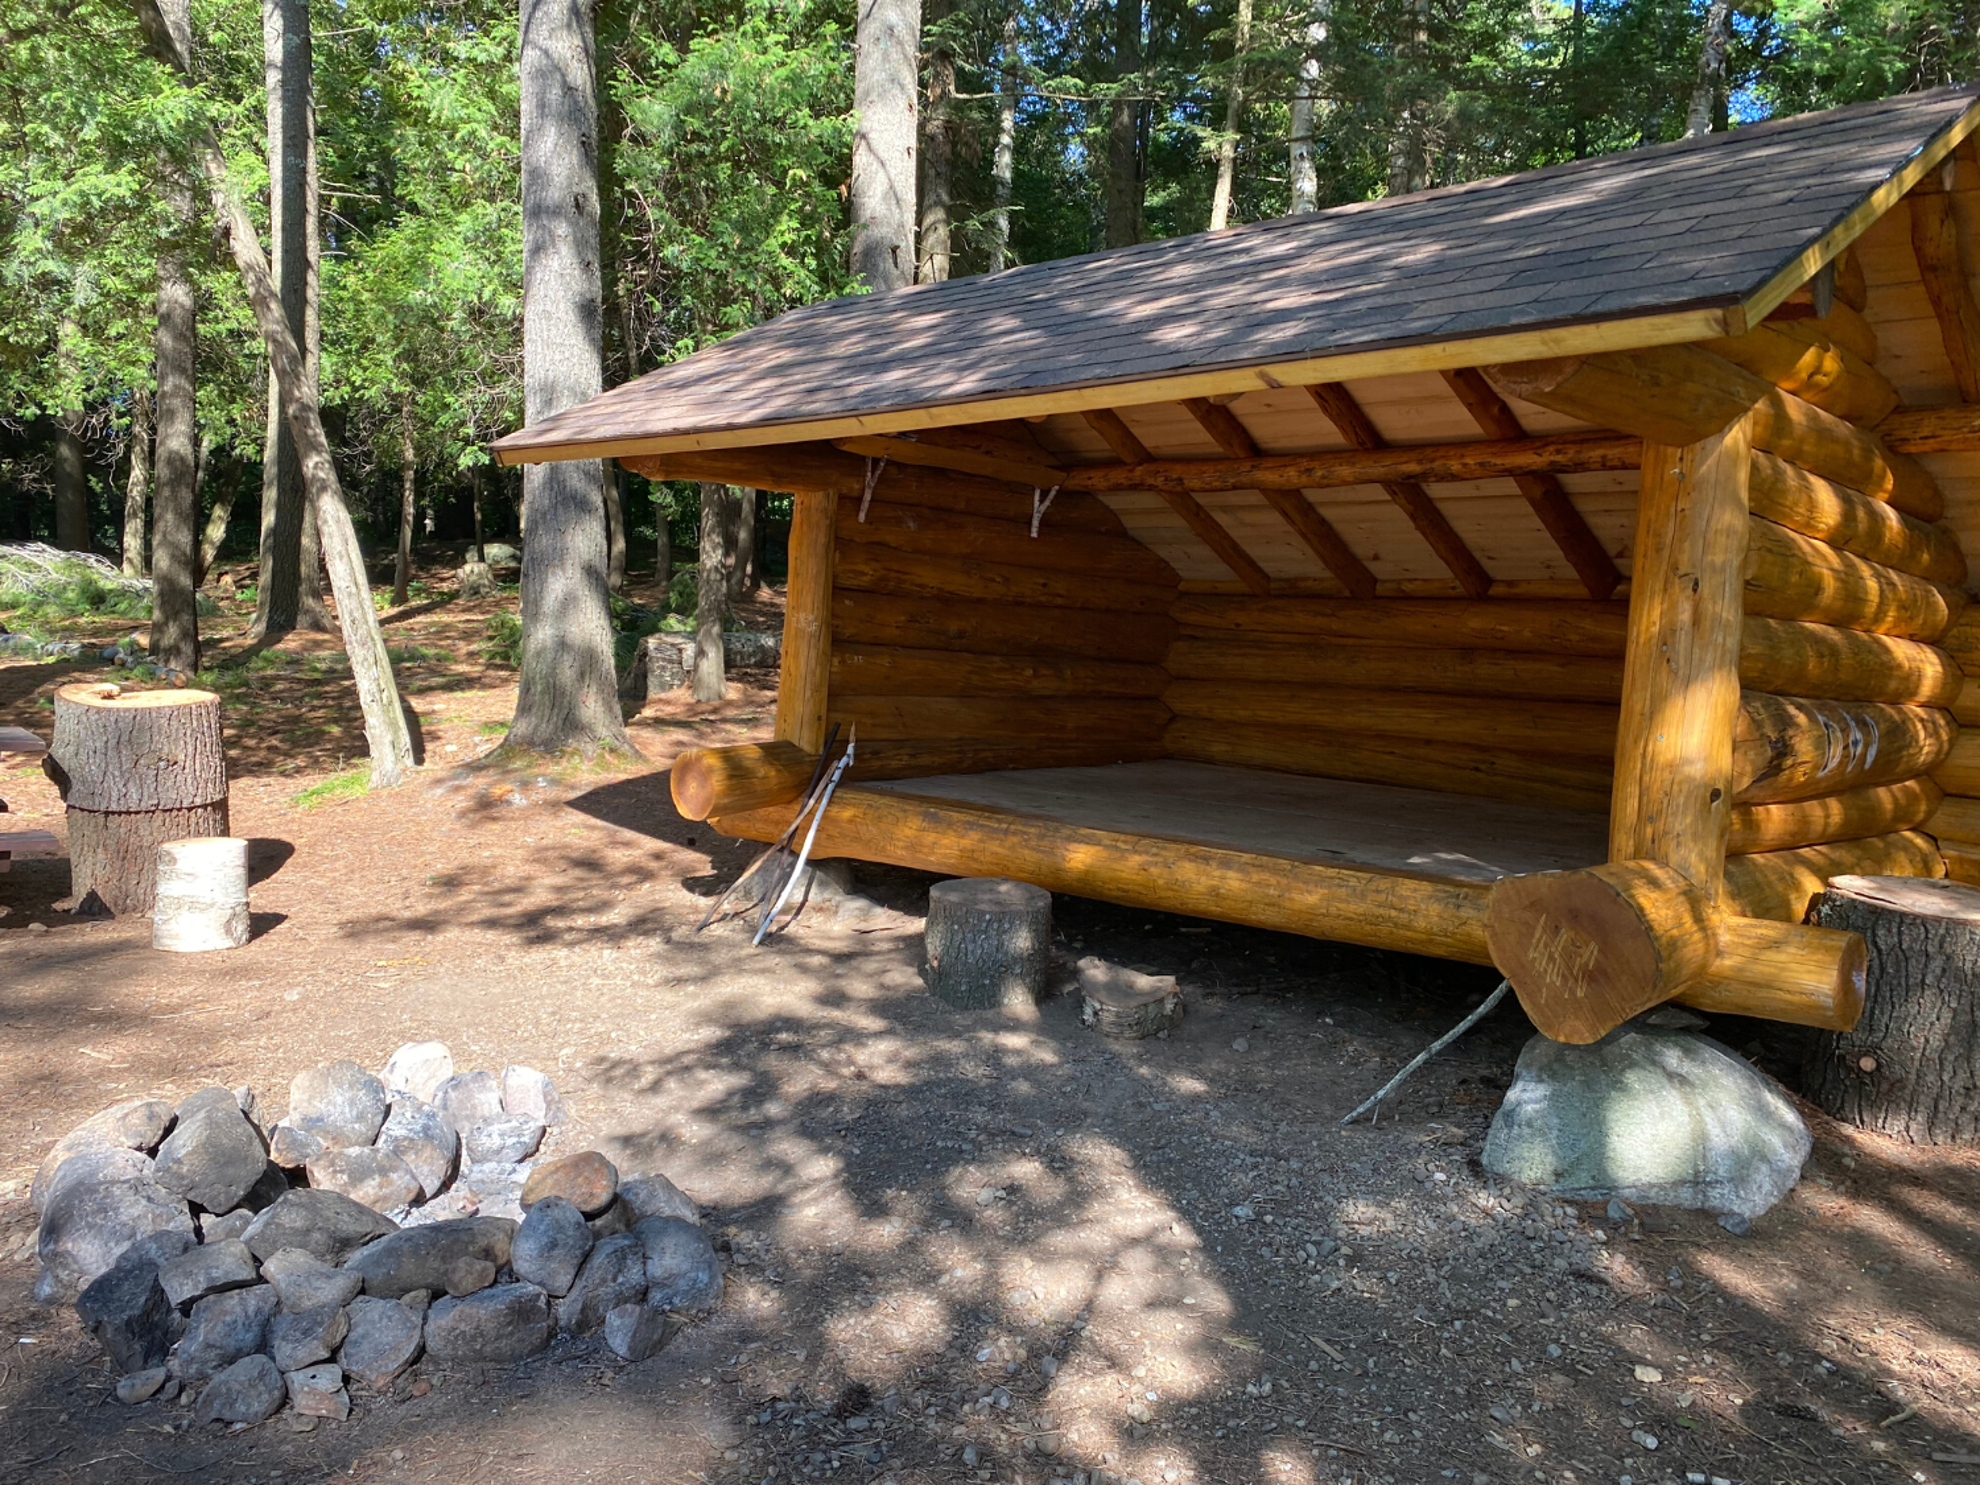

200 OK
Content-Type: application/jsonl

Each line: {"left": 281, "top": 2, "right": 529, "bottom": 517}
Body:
{"left": 1925, "top": 610, "right": 1980, "bottom": 884}
{"left": 827, "top": 472, "right": 1180, "bottom": 777}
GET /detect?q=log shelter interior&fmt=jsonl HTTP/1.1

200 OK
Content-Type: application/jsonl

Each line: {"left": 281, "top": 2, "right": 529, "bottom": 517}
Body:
{"left": 495, "top": 85, "right": 1980, "bottom": 1047}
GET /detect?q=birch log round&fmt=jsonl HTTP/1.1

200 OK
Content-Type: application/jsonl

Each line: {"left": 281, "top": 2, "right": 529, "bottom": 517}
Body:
{"left": 924, "top": 878, "right": 1051, "bottom": 1010}
{"left": 152, "top": 837, "right": 250, "bottom": 951}
{"left": 1803, "top": 874, "right": 1980, "bottom": 1144}
{"left": 47, "top": 683, "right": 227, "bottom": 915}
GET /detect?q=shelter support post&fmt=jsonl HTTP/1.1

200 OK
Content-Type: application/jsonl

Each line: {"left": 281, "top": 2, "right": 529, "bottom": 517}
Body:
{"left": 777, "top": 487, "right": 838, "bottom": 753}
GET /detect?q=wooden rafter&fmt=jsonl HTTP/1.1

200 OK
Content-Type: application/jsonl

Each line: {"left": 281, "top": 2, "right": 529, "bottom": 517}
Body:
{"left": 1441, "top": 368, "right": 1621, "bottom": 600}
{"left": 1305, "top": 383, "right": 1494, "bottom": 599}
{"left": 833, "top": 434, "right": 1065, "bottom": 489}
{"left": 1081, "top": 408, "right": 1273, "bottom": 595}
{"left": 1907, "top": 182, "right": 1980, "bottom": 403}
{"left": 1180, "top": 398, "right": 1376, "bottom": 598}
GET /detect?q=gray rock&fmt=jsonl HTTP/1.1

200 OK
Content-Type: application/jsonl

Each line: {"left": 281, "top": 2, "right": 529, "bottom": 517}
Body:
{"left": 243, "top": 1161, "right": 291, "bottom": 1211}
{"left": 521, "top": 1152, "right": 616, "bottom": 1216}
{"left": 555, "top": 1232, "right": 646, "bottom": 1334}
{"left": 424, "top": 1282, "right": 553, "bottom": 1362}
{"left": 634, "top": 1216, "right": 723, "bottom": 1313}
{"left": 510, "top": 1197, "right": 592, "bottom": 1297}
{"left": 479, "top": 542, "right": 522, "bottom": 567}
{"left": 307, "top": 1147, "right": 422, "bottom": 1213}
{"left": 341, "top": 1216, "right": 515, "bottom": 1298}
{"left": 243, "top": 1189, "right": 397, "bottom": 1264}
{"left": 1482, "top": 1028, "right": 1813, "bottom": 1222}
{"left": 116, "top": 1367, "right": 171, "bottom": 1404}
{"left": 286, "top": 1060, "right": 390, "bottom": 1148}
{"left": 452, "top": 1160, "right": 529, "bottom": 1221}
{"left": 76, "top": 1237, "right": 191, "bottom": 1372}
{"left": 31, "top": 1098, "right": 176, "bottom": 1213}
{"left": 464, "top": 1116, "right": 543, "bottom": 1164}
{"left": 231, "top": 1085, "right": 264, "bottom": 1127}
{"left": 35, "top": 1153, "right": 195, "bottom": 1301}
{"left": 376, "top": 1097, "right": 457, "bottom": 1199}
{"left": 175, "top": 1086, "right": 245, "bottom": 1120}
{"left": 286, "top": 1362, "right": 349, "bottom": 1419}
{"left": 194, "top": 1353, "right": 285, "bottom": 1425}
{"left": 500, "top": 1066, "right": 567, "bottom": 1127}
{"left": 198, "top": 1209, "right": 256, "bottom": 1243}
{"left": 603, "top": 1302, "right": 669, "bottom": 1362}
{"left": 270, "top": 1302, "right": 350, "bottom": 1371}
{"left": 432, "top": 1071, "right": 504, "bottom": 1136}
{"left": 382, "top": 1041, "right": 454, "bottom": 1104}
{"left": 398, "top": 1288, "right": 432, "bottom": 1316}
{"left": 338, "top": 1295, "right": 423, "bottom": 1389}
{"left": 263, "top": 1249, "right": 364, "bottom": 1313}
{"left": 618, "top": 1173, "right": 698, "bottom": 1226}
{"left": 171, "top": 1283, "right": 279, "bottom": 1380}
{"left": 267, "top": 1122, "right": 325, "bottom": 1170}
{"left": 159, "top": 1238, "right": 259, "bottom": 1309}
{"left": 587, "top": 1198, "right": 633, "bottom": 1239}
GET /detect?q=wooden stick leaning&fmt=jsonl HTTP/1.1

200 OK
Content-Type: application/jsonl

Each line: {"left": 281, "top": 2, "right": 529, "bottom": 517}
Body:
{"left": 694, "top": 724, "right": 840, "bottom": 932}
{"left": 132, "top": 0, "right": 415, "bottom": 788}
{"left": 1340, "top": 980, "right": 1511, "bottom": 1126}
{"left": 754, "top": 729, "right": 857, "bottom": 945}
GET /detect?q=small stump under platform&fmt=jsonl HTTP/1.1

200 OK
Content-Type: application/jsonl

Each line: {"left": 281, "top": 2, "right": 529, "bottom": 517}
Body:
{"left": 924, "top": 878, "right": 1051, "bottom": 1010}
{"left": 1078, "top": 956, "right": 1182, "bottom": 1039}
{"left": 1804, "top": 874, "right": 1980, "bottom": 1145}
{"left": 46, "top": 683, "right": 228, "bottom": 915}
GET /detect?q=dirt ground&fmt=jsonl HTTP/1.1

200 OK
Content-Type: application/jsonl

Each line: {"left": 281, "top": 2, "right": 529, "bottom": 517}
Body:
{"left": 2, "top": 560, "right": 1978, "bottom": 1485}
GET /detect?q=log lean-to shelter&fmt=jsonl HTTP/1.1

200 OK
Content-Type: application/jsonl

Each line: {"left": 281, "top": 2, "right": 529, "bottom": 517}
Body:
{"left": 495, "top": 85, "right": 1980, "bottom": 1047}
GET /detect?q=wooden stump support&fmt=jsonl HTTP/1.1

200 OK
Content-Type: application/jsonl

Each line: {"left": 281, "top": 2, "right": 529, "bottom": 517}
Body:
{"left": 924, "top": 877, "right": 1051, "bottom": 1010}
{"left": 1803, "top": 873, "right": 1980, "bottom": 1144}
{"left": 46, "top": 683, "right": 228, "bottom": 915}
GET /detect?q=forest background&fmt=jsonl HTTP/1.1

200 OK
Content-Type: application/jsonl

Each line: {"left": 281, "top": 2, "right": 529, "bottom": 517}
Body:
{"left": 4, "top": 0, "right": 1978, "bottom": 620}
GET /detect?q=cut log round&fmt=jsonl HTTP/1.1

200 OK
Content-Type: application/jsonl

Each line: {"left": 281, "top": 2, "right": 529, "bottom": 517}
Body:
{"left": 152, "top": 837, "right": 250, "bottom": 952}
{"left": 46, "top": 683, "right": 227, "bottom": 915}
{"left": 1804, "top": 874, "right": 1980, "bottom": 1144}
{"left": 1077, "top": 957, "right": 1181, "bottom": 1039}
{"left": 924, "top": 877, "right": 1052, "bottom": 1010}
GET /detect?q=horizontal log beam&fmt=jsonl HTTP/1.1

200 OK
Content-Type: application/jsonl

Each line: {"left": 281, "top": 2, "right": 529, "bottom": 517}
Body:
{"left": 1700, "top": 323, "right": 1898, "bottom": 425}
{"left": 1676, "top": 916, "right": 1865, "bottom": 1031}
{"left": 1927, "top": 793, "right": 1980, "bottom": 845}
{"left": 1748, "top": 452, "right": 1966, "bottom": 586}
{"left": 1765, "top": 298, "right": 1879, "bottom": 365}
{"left": 1170, "top": 596, "right": 1630, "bottom": 656}
{"left": 1060, "top": 431, "right": 1641, "bottom": 495}
{"left": 833, "top": 643, "right": 1170, "bottom": 699}
{"left": 1727, "top": 778, "right": 1944, "bottom": 854}
{"left": 711, "top": 786, "right": 1500, "bottom": 964}
{"left": 828, "top": 694, "right": 1173, "bottom": 744}
{"left": 1163, "top": 635, "right": 1623, "bottom": 703}
{"left": 837, "top": 497, "right": 1179, "bottom": 585}
{"left": 1744, "top": 517, "right": 1961, "bottom": 643}
{"left": 671, "top": 740, "right": 815, "bottom": 821}
{"left": 834, "top": 544, "right": 1177, "bottom": 615}
{"left": 1738, "top": 617, "right": 1964, "bottom": 707}
{"left": 1879, "top": 403, "right": 1980, "bottom": 454}
{"left": 1721, "top": 830, "right": 1945, "bottom": 922}
{"left": 833, "top": 591, "right": 1175, "bottom": 665}
{"left": 833, "top": 434, "right": 1066, "bottom": 489}
{"left": 1930, "top": 728, "right": 1980, "bottom": 796}
{"left": 1734, "top": 691, "right": 1957, "bottom": 804}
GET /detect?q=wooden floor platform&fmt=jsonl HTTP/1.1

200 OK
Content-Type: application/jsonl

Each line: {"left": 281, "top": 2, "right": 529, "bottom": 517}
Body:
{"left": 711, "top": 760, "right": 1612, "bottom": 966}
{"left": 865, "top": 761, "right": 1608, "bottom": 886}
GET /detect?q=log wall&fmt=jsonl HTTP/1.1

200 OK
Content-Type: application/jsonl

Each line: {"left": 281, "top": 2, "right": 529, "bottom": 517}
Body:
{"left": 1926, "top": 609, "right": 1980, "bottom": 886}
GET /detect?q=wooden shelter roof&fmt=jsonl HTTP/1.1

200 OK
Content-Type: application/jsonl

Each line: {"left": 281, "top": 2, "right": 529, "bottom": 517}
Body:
{"left": 495, "top": 86, "right": 1980, "bottom": 464}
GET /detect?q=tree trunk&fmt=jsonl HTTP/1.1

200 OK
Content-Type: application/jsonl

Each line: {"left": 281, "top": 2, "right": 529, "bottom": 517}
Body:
{"left": 55, "top": 409, "right": 89, "bottom": 552}
{"left": 512, "top": 0, "right": 628, "bottom": 753}
{"left": 252, "top": 0, "right": 329, "bottom": 639}
{"left": 852, "top": 0, "right": 921, "bottom": 291}
{"left": 1287, "top": 7, "right": 1325, "bottom": 215}
{"left": 1103, "top": 0, "right": 1143, "bottom": 249}
{"left": 152, "top": 139, "right": 201, "bottom": 678}
{"left": 925, "top": 877, "right": 1051, "bottom": 1009}
{"left": 134, "top": 0, "right": 417, "bottom": 788}
{"left": 656, "top": 485, "right": 672, "bottom": 591}
{"left": 1684, "top": 0, "right": 1734, "bottom": 139}
{"left": 988, "top": 12, "right": 1019, "bottom": 273}
{"left": 917, "top": 0, "right": 954, "bottom": 284}
{"left": 48, "top": 683, "right": 229, "bottom": 916}
{"left": 605, "top": 464, "right": 628, "bottom": 592}
{"left": 471, "top": 463, "right": 486, "bottom": 562}
{"left": 1804, "top": 875, "right": 1980, "bottom": 1145}
{"left": 729, "top": 487, "right": 758, "bottom": 601}
{"left": 122, "top": 391, "right": 151, "bottom": 577}
{"left": 1207, "top": 0, "right": 1253, "bottom": 231}
{"left": 693, "top": 483, "right": 729, "bottom": 702}
{"left": 197, "top": 457, "right": 241, "bottom": 584}
{"left": 394, "top": 415, "right": 415, "bottom": 607}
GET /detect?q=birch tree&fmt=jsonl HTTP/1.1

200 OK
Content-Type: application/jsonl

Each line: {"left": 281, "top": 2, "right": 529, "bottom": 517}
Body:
{"left": 1686, "top": 0, "right": 1735, "bottom": 137}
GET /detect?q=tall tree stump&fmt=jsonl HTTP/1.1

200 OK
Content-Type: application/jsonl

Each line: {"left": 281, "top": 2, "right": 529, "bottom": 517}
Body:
{"left": 1804, "top": 874, "right": 1980, "bottom": 1145}
{"left": 153, "top": 837, "right": 250, "bottom": 951}
{"left": 925, "top": 878, "right": 1051, "bottom": 1009}
{"left": 46, "top": 684, "right": 228, "bottom": 915}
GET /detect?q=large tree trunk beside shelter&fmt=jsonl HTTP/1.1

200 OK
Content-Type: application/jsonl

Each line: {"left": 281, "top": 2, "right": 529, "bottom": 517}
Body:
{"left": 151, "top": 91, "right": 202, "bottom": 679}
{"left": 1804, "top": 874, "right": 1980, "bottom": 1145}
{"left": 852, "top": 0, "right": 920, "bottom": 291}
{"left": 55, "top": 408, "right": 89, "bottom": 553}
{"left": 693, "top": 483, "right": 731, "bottom": 702}
{"left": 918, "top": 0, "right": 954, "bottom": 284}
{"left": 47, "top": 684, "right": 228, "bottom": 915}
{"left": 1104, "top": 0, "right": 1143, "bottom": 248}
{"left": 511, "top": 0, "right": 628, "bottom": 753}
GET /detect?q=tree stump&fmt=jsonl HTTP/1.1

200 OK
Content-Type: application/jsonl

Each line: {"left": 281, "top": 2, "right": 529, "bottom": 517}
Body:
{"left": 924, "top": 878, "right": 1051, "bottom": 1009}
{"left": 458, "top": 561, "right": 495, "bottom": 599}
{"left": 1804, "top": 874, "right": 1980, "bottom": 1145}
{"left": 1077, "top": 956, "right": 1183, "bottom": 1039}
{"left": 46, "top": 683, "right": 227, "bottom": 915}
{"left": 153, "top": 837, "right": 250, "bottom": 951}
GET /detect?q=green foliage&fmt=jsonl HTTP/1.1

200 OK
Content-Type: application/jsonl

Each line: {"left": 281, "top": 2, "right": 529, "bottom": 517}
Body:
{"left": 290, "top": 767, "right": 371, "bottom": 809}
{"left": 667, "top": 568, "right": 701, "bottom": 613}
{"left": 482, "top": 609, "right": 523, "bottom": 667}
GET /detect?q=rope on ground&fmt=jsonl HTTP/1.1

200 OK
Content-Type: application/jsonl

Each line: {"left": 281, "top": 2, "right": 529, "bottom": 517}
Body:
{"left": 1338, "top": 979, "right": 1512, "bottom": 1126}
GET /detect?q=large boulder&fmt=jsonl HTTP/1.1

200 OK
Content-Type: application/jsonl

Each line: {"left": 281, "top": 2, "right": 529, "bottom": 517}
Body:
{"left": 262, "top": 1248, "right": 364, "bottom": 1312}
{"left": 1482, "top": 1027, "right": 1813, "bottom": 1223}
{"left": 432, "top": 1071, "right": 504, "bottom": 1136}
{"left": 500, "top": 1066, "right": 566, "bottom": 1127}
{"left": 341, "top": 1216, "right": 515, "bottom": 1299}
{"left": 286, "top": 1060, "right": 390, "bottom": 1149}
{"left": 463, "top": 1117, "right": 543, "bottom": 1164}
{"left": 153, "top": 1089, "right": 268, "bottom": 1215}
{"left": 170, "top": 1284, "right": 279, "bottom": 1381}
{"left": 618, "top": 1173, "right": 697, "bottom": 1226}
{"left": 35, "top": 1151, "right": 195, "bottom": 1301}
{"left": 376, "top": 1097, "right": 457, "bottom": 1199}
{"left": 158, "top": 1238, "right": 259, "bottom": 1309}
{"left": 306, "top": 1147, "right": 422, "bottom": 1213}
{"left": 634, "top": 1216, "right": 723, "bottom": 1313}
{"left": 555, "top": 1232, "right": 646, "bottom": 1334}
{"left": 510, "top": 1196, "right": 592, "bottom": 1297}
{"left": 74, "top": 1233, "right": 193, "bottom": 1372}
{"left": 521, "top": 1153, "right": 615, "bottom": 1217}
{"left": 31, "top": 1099, "right": 176, "bottom": 1214}
{"left": 338, "top": 1295, "right": 424, "bottom": 1390}
{"left": 424, "top": 1283, "right": 553, "bottom": 1363}
{"left": 242, "top": 1189, "right": 397, "bottom": 1264}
